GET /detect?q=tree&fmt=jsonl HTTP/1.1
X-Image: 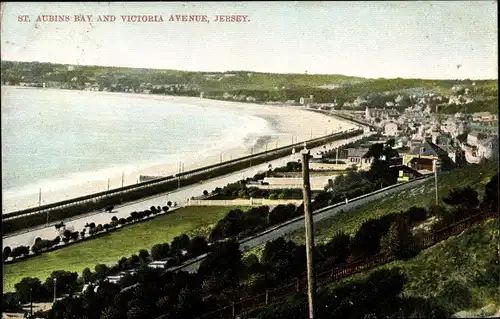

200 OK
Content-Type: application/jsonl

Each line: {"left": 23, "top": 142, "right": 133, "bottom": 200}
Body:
{"left": 118, "top": 218, "right": 126, "bottom": 225}
{"left": 45, "top": 270, "right": 78, "bottom": 296}
{"left": 481, "top": 172, "right": 498, "bottom": 211}
{"left": 82, "top": 267, "right": 93, "bottom": 283}
{"left": 10, "top": 245, "right": 30, "bottom": 259}
{"left": 167, "top": 201, "right": 172, "bottom": 207}
{"left": 94, "top": 264, "right": 109, "bottom": 281}
{"left": 103, "top": 224, "right": 110, "bottom": 232}
{"left": 162, "top": 206, "right": 169, "bottom": 213}
{"left": 96, "top": 224, "right": 104, "bottom": 232}
{"left": 101, "top": 305, "right": 122, "bottom": 319}
{"left": 198, "top": 239, "right": 243, "bottom": 287}
{"left": 63, "top": 229, "right": 72, "bottom": 239}
{"left": 105, "top": 205, "right": 114, "bottom": 213}
{"left": 323, "top": 232, "right": 351, "bottom": 264}
{"left": 380, "top": 217, "right": 420, "bottom": 259}
{"left": 3, "top": 246, "right": 11, "bottom": 261}
{"left": 189, "top": 236, "right": 209, "bottom": 256}
{"left": 111, "top": 216, "right": 118, "bottom": 222}
{"left": 171, "top": 234, "right": 191, "bottom": 254}
{"left": 14, "top": 277, "right": 47, "bottom": 303}
{"left": 70, "top": 232, "right": 79, "bottom": 241}
{"left": 151, "top": 243, "right": 170, "bottom": 260}
{"left": 443, "top": 186, "right": 480, "bottom": 210}
{"left": 203, "top": 190, "right": 209, "bottom": 196}
{"left": 138, "top": 249, "right": 149, "bottom": 263}
{"left": 173, "top": 287, "right": 204, "bottom": 318}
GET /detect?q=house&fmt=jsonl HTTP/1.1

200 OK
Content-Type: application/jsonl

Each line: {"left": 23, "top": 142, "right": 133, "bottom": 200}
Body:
{"left": 384, "top": 122, "right": 399, "bottom": 136}
{"left": 299, "top": 95, "right": 314, "bottom": 106}
{"left": 365, "top": 107, "right": 400, "bottom": 121}
{"left": 472, "top": 112, "right": 498, "bottom": 123}
{"left": 467, "top": 131, "right": 488, "bottom": 146}
{"left": 476, "top": 135, "right": 499, "bottom": 159}
{"left": 438, "top": 144, "right": 466, "bottom": 166}
{"left": 346, "top": 148, "right": 373, "bottom": 170}
{"left": 403, "top": 139, "right": 455, "bottom": 173}
{"left": 396, "top": 165, "right": 424, "bottom": 182}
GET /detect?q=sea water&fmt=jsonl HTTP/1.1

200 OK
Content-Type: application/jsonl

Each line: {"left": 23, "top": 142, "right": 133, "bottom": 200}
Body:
{"left": 1, "top": 86, "right": 275, "bottom": 201}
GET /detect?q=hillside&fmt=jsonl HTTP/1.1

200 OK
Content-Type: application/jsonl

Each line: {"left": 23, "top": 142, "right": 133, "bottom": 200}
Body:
{"left": 286, "top": 160, "right": 498, "bottom": 245}
{"left": 1, "top": 61, "right": 497, "bottom": 112}
{"left": 326, "top": 217, "right": 500, "bottom": 317}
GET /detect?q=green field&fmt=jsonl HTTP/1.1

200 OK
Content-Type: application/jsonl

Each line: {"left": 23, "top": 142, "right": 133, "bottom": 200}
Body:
{"left": 286, "top": 161, "right": 498, "bottom": 245}
{"left": 3, "top": 206, "right": 243, "bottom": 292}
{"left": 325, "top": 217, "right": 500, "bottom": 316}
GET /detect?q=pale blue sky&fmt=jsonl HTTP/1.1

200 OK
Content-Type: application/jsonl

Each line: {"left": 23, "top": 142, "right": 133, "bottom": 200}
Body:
{"left": 1, "top": 1, "right": 497, "bottom": 79}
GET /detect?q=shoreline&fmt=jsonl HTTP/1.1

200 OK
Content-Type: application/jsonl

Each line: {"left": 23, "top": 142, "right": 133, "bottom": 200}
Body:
{"left": 1, "top": 88, "right": 357, "bottom": 213}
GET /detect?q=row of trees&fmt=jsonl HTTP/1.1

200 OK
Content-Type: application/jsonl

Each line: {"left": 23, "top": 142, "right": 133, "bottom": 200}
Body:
{"left": 209, "top": 204, "right": 302, "bottom": 242}
{"left": 4, "top": 205, "right": 173, "bottom": 263}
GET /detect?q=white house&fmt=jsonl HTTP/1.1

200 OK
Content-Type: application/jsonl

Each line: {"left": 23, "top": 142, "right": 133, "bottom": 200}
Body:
{"left": 384, "top": 122, "right": 399, "bottom": 136}
{"left": 477, "top": 135, "right": 499, "bottom": 159}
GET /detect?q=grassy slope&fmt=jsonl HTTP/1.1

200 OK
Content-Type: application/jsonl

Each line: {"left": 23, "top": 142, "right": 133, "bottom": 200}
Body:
{"left": 3, "top": 206, "right": 244, "bottom": 292}
{"left": 326, "top": 217, "right": 500, "bottom": 316}
{"left": 286, "top": 161, "right": 498, "bottom": 246}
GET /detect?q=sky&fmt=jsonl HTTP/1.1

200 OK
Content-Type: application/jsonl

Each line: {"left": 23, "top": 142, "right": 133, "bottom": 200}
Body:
{"left": 0, "top": 1, "right": 497, "bottom": 79}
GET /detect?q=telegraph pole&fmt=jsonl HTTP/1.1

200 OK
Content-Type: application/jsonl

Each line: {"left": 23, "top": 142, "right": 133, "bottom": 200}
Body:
{"left": 30, "top": 288, "right": 33, "bottom": 317}
{"left": 434, "top": 159, "right": 440, "bottom": 205}
{"left": 53, "top": 277, "right": 57, "bottom": 302}
{"left": 121, "top": 171, "right": 124, "bottom": 188}
{"left": 301, "top": 150, "right": 316, "bottom": 319}
{"left": 107, "top": 178, "right": 110, "bottom": 191}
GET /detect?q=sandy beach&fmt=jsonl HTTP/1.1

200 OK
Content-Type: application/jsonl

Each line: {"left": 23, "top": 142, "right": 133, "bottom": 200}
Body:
{"left": 1, "top": 92, "right": 356, "bottom": 213}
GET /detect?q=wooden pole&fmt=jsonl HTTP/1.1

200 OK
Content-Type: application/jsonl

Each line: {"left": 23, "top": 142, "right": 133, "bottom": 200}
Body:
{"left": 301, "top": 151, "right": 316, "bottom": 319}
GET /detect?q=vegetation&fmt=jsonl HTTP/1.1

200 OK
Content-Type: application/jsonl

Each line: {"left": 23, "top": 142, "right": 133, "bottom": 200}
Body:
{"left": 286, "top": 160, "right": 497, "bottom": 245}
{"left": 3, "top": 206, "right": 244, "bottom": 292}
{"left": 325, "top": 217, "right": 499, "bottom": 317}
{"left": 3, "top": 169, "right": 496, "bottom": 318}
{"left": 2, "top": 62, "right": 496, "bottom": 114}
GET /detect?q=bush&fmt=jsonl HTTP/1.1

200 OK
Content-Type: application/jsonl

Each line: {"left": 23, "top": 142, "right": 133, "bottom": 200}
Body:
{"left": 151, "top": 243, "right": 170, "bottom": 261}
{"left": 138, "top": 249, "right": 149, "bottom": 263}
{"left": 10, "top": 246, "right": 30, "bottom": 259}
{"left": 3, "top": 246, "right": 11, "bottom": 261}
{"left": 380, "top": 217, "right": 420, "bottom": 260}
{"left": 268, "top": 193, "right": 278, "bottom": 200}
{"left": 52, "top": 236, "right": 61, "bottom": 246}
{"left": 69, "top": 232, "right": 78, "bottom": 241}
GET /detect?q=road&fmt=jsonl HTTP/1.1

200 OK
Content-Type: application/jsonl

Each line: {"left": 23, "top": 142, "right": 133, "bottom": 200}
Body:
{"left": 176, "top": 176, "right": 431, "bottom": 273}
{"left": 3, "top": 131, "right": 372, "bottom": 248}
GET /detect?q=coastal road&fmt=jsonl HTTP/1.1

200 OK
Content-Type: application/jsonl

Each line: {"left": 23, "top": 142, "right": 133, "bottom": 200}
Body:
{"left": 175, "top": 175, "right": 431, "bottom": 273}
{"left": 3, "top": 131, "right": 372, "bottom": 248}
